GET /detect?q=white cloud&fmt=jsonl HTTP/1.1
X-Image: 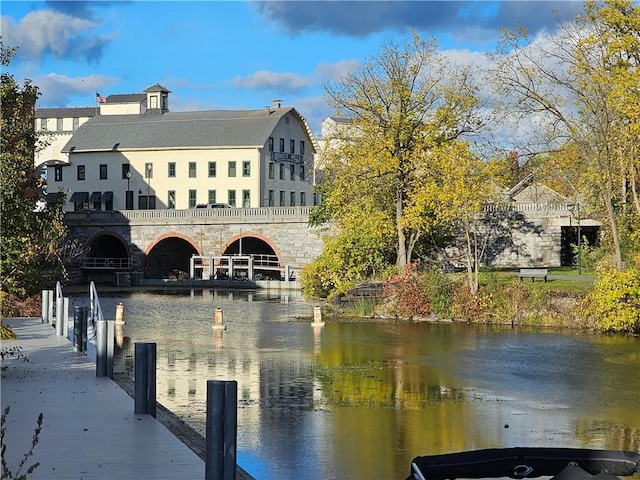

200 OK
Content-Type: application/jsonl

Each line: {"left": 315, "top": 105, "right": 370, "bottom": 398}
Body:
{"left": 232, "top": 71, "right": 310, "bottom": 92}
{"left": 2, "top": 10, "right": 96, "bottom": 60}
{"left": 315, "top": 59, "right": 361, "bottom": 83}
{"left": 35, "top": 73, "right": 118, "bottom": 106}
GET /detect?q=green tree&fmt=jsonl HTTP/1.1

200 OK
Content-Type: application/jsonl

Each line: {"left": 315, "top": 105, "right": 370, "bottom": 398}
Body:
{"left": 321, "top": 33, "right": 485, "bottom": 269}
{"left": 0, "top": 42, "right": 68, "bottom": 300}
{"left": 489, "top": 0, "right": 640, "bottom": 270}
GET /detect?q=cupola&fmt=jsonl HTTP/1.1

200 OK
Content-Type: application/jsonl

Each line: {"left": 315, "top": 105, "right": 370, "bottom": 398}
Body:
{"left": 144, "top": 83, "right": 171, "bottom": 113}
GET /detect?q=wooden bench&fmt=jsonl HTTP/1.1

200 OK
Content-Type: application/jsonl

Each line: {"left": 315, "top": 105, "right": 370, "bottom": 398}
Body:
{"left": 519, "top": 268, "right": 548, "bottom": 282}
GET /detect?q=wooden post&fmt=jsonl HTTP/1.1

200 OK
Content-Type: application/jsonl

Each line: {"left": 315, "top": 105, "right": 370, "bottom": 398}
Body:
{"left": 311, "top": 305, "right": 325, "bottom": 327}
{"left": 115, "top": 303, "right": 125, "bottom": 324}
{"left": 213, "top": 307, "right": 226, "bottom": 330}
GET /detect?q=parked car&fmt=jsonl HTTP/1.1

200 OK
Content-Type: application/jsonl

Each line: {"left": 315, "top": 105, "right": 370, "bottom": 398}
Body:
{"left": 194, "top": 203, "right": 233, "bottom": 209}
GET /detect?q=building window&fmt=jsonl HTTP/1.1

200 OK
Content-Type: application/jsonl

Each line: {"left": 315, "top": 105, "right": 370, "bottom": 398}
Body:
{"left": 208, "top": 190, "right": 217, "bottom": 204}
{"left": 279, "top": 138, "right": 285, "bottom": 152}
{"left": 77, "top": 165, "right": 85, "bottom": 181}
{"left": 73, "top": 117, "right": 79, "bottom": 130}
{"left": 279, "top": 163, "right": 285, "bottom": 180}
{"left": 168, "top": 190, "right": 176, "bottom": 209}
{"left": 289, "top": 164, "right": 295, "bottom": 181}
{"left": 168, "top": 162, "right": 176, "bottom": 178}
{"left": 268, "top": 162, "right": 274, "bottom": 179}
{"left": 300, "top": 140, "right": 305, "bottom": 155}
{"left": 228, "top": 190, "right": 236, "bottom": 207}
{"left": 290, "top": 139, "right": 295, "bottom": 154}
{"left": 228, "top": 161, "right": 236, "bottom": 177}
{"left": 145, "top": 163, "right": 153, "bottom": 178}
{"left": 189, "top": 162, "right": 196, "bottom": 178}
{"left": 299, "top": 165, "right": 305, "bottom": 181}
{"left": 242, "top": 161, "right": 250, "bottom": 177}
{"left": 99, "top": 164, "right": 108, "bottom": 180}
{"left": 57, "top": 118, "right": 64, "bottom": 131}
{"left": 290, "top": 191, "right": 296, "bottom": 206}
{"left": 188, "top": 189, "right": 197, "bottom": 208}
{"left": 139, "top": 195, "right": 156, "bottom": 210}
{"left": 122, "top": 163, "right": 130, "bottom": 179}
{"left": 41, "top": 118, "right": 48, "bottom": 131}
{"left": 279, "top": 191, "right": 285, "bottom": 206}
{"left": 268, "top": 137, "right": 274, "bottom": 152}
{"left": 242, "top": 190, "right": 250, "bottom": 208}
{"left": 268, "top": 190, "right": 274, "bottom": 206}
{"left": 208, "top": 161, "right": 216, "bottom": 177}
{"left": 54, "top": 165, "right": 62, "bottom": 181}
{"left": 300, "top": 192, "right": 306, "bottom": 206}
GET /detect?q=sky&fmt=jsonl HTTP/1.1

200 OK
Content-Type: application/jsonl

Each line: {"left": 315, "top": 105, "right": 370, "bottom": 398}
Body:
{"left": 1, "top": 1, "right": 587, "bottom": 137}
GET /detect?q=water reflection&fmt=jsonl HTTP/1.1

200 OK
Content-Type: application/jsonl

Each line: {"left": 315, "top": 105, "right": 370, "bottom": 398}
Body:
{"left": 77, "top": 289, "right": 640, "bottom": 480}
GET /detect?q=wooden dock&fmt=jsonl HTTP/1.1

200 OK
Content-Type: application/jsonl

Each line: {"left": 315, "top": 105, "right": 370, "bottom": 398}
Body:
{"left": 0, "top": 317, "right": 254, "bottom": 480}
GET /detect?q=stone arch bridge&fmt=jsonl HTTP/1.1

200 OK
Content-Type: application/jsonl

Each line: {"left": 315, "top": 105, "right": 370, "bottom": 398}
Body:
{"left": 64, "top": 207, "right": 326, "bottom": 281}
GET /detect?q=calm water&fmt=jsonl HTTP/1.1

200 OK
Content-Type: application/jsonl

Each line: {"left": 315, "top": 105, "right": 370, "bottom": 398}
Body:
{"left": 71, "top": 289, "right": 640, "bottom": 480}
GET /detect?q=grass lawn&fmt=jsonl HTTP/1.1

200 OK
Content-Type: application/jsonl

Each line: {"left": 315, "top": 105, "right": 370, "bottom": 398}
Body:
{"left": 476, "top": 267, "right": 596, "bottom": 295}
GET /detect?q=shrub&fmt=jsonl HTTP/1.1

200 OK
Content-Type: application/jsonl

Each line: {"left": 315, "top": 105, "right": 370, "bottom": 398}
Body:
{"left": 381, "top": 263, "right": 433, "bottom": 318}
{"left": 579, "top": 268, "right": 640, "bottom": 334}
{"left": 1, "top": 407, "right": 42, "bottom": 479}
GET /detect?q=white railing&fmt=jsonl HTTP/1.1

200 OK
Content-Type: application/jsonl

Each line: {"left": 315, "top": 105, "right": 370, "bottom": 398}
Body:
{"left": 89, "top": 281, "right": 104, "bottom": 340}
{"left": 56, "top": 280, "right": 64, "bottom": 302}
{"left": 482, "top": 202, "right": 575, "bottom": 212}
{"left": 64, "top": 206, "right": 312, "bottom": 223}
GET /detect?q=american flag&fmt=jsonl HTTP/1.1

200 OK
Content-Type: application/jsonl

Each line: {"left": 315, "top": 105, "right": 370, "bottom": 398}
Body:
{"left": 96, "top": 92, "right": 106, "bottom": 104}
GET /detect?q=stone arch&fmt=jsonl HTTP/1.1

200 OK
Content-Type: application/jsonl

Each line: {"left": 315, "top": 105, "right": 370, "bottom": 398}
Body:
{"left": 85, "top": 230, "right": 131, "bottom": 259}
{"left": 221, "top": 231, "right": 283, "bottom": 266}
{"left": 143, "top": 231, "right": 200, "bottom": 279}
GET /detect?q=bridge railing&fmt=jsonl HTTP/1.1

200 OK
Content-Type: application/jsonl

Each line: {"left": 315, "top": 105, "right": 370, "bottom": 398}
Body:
{"left": 64, "top": 206, "right": 312, "bottom": 224}
{"left": 80, "top": 257, "right": 132, "bottom": 269}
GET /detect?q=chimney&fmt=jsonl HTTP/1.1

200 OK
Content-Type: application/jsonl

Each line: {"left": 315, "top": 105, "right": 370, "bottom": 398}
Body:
{"left": 272, "top": 99, "right": 281, "bottom": 109}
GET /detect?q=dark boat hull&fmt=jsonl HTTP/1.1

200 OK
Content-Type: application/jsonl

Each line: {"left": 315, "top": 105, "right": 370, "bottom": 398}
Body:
{"left": 409, "top": 448, "right": 640, "bottom": 480}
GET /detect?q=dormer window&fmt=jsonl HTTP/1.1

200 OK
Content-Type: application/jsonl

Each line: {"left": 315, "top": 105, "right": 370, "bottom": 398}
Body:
{"left": 150, "top": 95, "right": 158, "bottom": 109}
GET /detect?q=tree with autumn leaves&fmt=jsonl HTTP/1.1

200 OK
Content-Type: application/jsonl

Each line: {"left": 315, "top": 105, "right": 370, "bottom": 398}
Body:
{"left": 306, "top": 2, "right": 639, "bottom": 333}
{"left": 490, "top": 0, "right": 640, "bottom": 271}
{"left": 1, "top": 41, "right": 69, "bottom": 315}
{"left": 303, "top": 34, "right": 493, "bottom": 298}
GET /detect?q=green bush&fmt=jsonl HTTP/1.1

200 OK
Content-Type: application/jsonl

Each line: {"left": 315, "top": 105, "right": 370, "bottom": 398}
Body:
{"left": 580, "top": 268, "right": 640, "bottom": 334}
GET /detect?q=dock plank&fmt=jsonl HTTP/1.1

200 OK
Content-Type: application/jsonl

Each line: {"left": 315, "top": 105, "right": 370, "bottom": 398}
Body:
{"left": 1, "top": 317, "right": 253, "bottom": 480}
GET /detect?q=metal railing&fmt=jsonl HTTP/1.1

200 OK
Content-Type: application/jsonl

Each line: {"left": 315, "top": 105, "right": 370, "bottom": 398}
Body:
{"left": 88, "top": 281, "right": 104, "bottom": 340}
{"left": 80, "top": 257, "right": 132, "bottom": 269}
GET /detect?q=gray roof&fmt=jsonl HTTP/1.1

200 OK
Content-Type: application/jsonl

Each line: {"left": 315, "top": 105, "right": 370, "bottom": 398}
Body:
{"left": 62, "top": 108, "right": 316, "bottom": 152}
{"left": 105, "top": 93, "right": 146, "bottom": 103}
{"left": 36, "top": 107, "right": 98, "bottom": 118}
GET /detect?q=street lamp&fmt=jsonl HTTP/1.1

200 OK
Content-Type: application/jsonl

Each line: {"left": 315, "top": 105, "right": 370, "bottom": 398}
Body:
{"left": 125, "top": 171, "right": 131, "bottom": 210}
{"left": 568, "top": 203, "right": 582, "bottom": 275}
{"left": 146, "top": 163, "right": 152, "bottom": 210}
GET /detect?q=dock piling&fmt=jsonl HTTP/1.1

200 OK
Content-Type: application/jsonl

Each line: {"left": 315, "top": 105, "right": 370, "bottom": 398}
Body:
{"left": 96, "top": 320, "right": 115, "bottom": 378}
{"left": 205, "top": 380, "right": 237, "bottom": 480}
{"left": 134, "top": 342, "right": 157, "bottom": 417}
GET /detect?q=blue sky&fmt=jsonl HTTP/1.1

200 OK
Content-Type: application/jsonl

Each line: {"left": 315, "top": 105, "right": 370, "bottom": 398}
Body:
{"left": 1, "top": 1, "right": 586, "bottom": 136}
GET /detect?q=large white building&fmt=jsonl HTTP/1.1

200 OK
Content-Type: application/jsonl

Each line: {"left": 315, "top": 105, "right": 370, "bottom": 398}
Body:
{"left": 37, "top": 84, "right": 318, "bottom": 211}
